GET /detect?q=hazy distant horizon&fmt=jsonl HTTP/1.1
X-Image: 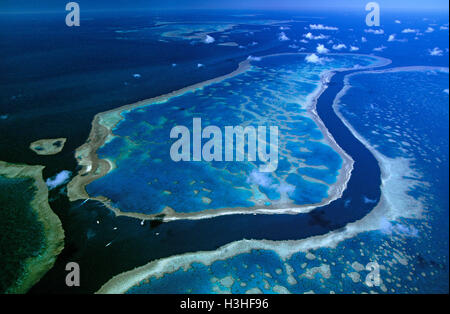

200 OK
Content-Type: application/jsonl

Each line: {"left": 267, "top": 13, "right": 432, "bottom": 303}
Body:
{"left": 1, "top": 0, "right": 448, "bottom": 14}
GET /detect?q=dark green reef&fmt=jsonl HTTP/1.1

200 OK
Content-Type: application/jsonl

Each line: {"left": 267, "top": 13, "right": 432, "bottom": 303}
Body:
{"left": 0, "top": 162, "right": 64, "bottom": 294}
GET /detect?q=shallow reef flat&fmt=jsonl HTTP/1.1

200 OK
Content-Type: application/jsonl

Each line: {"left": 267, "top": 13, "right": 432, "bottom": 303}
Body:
{"left": 98, "top": 231, "right": 436, "bottom": 294}
{"left": 0, "top": 161, "right": 64, "bottom": 293}
{"left": 68, "top": 53, "right": 388, "bottom": 221}
{"left": 29, "top": 138, "right": 67, "bottom": 156}
{"left": 97, "top": 67, "right": 448, "bottom": 294}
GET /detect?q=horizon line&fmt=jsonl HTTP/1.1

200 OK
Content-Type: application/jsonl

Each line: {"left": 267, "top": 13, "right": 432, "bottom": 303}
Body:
{"left": 0, "top": 6, "right": 449, "bottom": 15}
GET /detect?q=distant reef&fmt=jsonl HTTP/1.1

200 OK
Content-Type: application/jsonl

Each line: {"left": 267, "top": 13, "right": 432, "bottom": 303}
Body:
{"left": 0, "top": 161, "right": 64, "bottom": 294}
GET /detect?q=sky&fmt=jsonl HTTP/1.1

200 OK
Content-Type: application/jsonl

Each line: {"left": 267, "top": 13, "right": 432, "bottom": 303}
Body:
{"left": 0, "top": 0, "right": 448, "bottom": 13}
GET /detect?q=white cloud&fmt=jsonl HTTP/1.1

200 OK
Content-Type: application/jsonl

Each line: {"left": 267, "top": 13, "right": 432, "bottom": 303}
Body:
{"left": 203, "top": 35, "right": 215, "bottom": 44}
{"left": 300, "top": 39, "right": 308, "bottom": 43}
{"left": 395, "top": 20, "right": 401, "bottom": 24}
{"left": 305, "top": 54, "right": 332, "bottom": 64}
{"left": 444, "top": 89, "right": 449, "bottom": 94}
{"left": 364, "top": 29, "right": 384, "bottom": 35}
{"left": 309, "top": 24, "right": 338, "bottom": 31}
{"left": 46, "top": 171, "right": 72, "bottom": 190}
{"left": 314, "top": 34, "right": 328, "bottom": 40}
{"left": 316, "top": 44, "right": 329, "bottom": 54}
{"left": 380, "top": 220, "right": 419, "bottom": 237}
{"left": 425, "top": 27, "right": 435, "bottom": 33}
{"left": 428, "top": 47, "right": 443, "bottom": 56}
{"left": 247, "top": 170, "right": 272, "bottom": 187}
{"left": 440, "top": 25, "right": 449, "bottom": 30}
{"left": 303, "top": 32, "right": 328, "bottom": 40}
{"left": 361, "top": 36, "right": 367, "bottom": 43}
{"left": 350, "top": 46, "right": 359, "bottom": 51}
{"left": 401, "top": 28, "right": 419, "bottom": 34}
{"left": 305, "top": 53, "right": 322, "bottom": 64}
{"left": 197, "top": 63, "right": 205, "bottom": 68}
{"left": 387, "top": 34, "right": 407, "bottom": 43}
{"left": 246, "top": 170, "right": 295, "bottom": 197}
{"left": 247, "top": 55, "right": 262, "bottom": 62}
{"left": 278, "top": 32, "right": 290, "bottom": 41}
{"left": 388, "top": 34, "right": 396, "bottom": 42}
{"left": 363, "top": 196, "right": 377, "bottom": 204}
{"left": 373, "top": 45, "right": 387, "bottom": 52}
{"left": 332, "top": 43, "right": 347, "bottom": 50}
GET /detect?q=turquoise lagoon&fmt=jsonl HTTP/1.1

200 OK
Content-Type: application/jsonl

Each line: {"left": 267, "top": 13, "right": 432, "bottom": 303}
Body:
{"left": 86, "top": 54, "right": 380, "bottom": 216}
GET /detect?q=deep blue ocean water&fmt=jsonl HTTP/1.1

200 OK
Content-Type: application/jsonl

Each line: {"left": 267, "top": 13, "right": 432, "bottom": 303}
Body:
{"left": 0, "top": 9, "right": 447, "bottom": 293}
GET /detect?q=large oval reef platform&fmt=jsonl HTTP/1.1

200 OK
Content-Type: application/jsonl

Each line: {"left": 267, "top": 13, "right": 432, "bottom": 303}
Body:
{"left": 68, "top": 53, "right": 389, "bottom": 221}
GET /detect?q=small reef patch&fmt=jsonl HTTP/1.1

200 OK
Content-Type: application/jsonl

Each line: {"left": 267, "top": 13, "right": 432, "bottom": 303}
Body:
{"left": 29, "top": 138, "right": 67, "bottom": 156}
